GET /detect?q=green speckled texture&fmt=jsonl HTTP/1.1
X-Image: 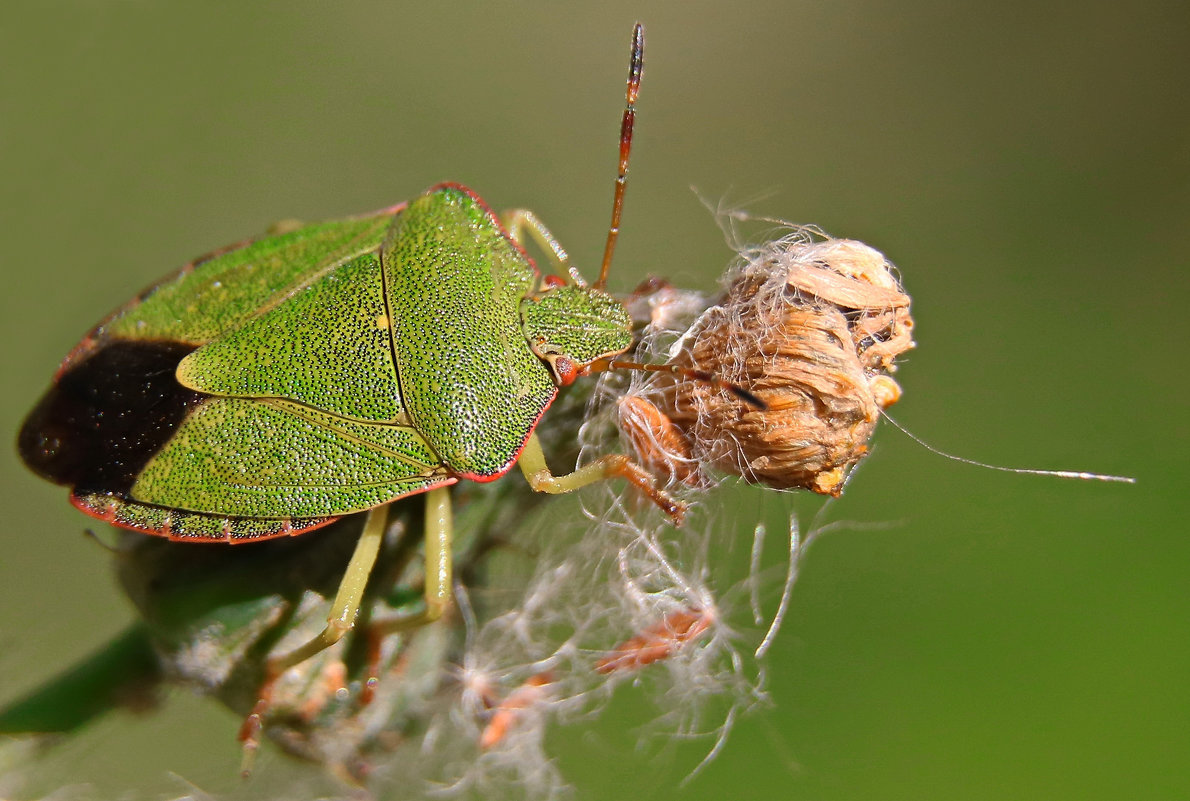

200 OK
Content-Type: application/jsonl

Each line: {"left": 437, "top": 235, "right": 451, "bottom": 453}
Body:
{"left": 48, "top": 185, "right": 639, "bottom": 531}
{"left": 102, "top": 213, "right": 393, "bottom": 345}
{"left": 132, "top": 398, "right": 450, "bottom": 517}
{"left": 71, "top": 492, "right": 332, "bottom": 542}
{"left": 176, "top": 252, "right": 403, "bottom": 421}
{"left": 384, "top": 186, "right": 556, "bottom": 479}
{"left": 521, "top": 284, "right": 633, "bottom": 366}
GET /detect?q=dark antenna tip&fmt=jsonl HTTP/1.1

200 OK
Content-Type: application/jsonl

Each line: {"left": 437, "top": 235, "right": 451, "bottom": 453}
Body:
{"left": 730, "top": 385, "right": 768, "bottom": 411}
{"left": 595, "top": 24, "right": 645, "bottom": 290}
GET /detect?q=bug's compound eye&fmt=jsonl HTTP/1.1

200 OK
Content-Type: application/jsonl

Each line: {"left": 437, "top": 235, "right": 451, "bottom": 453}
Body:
{"left": 552, "top": 356, "right": 578, "bottom": 386}
{"left": 527, "top": 334, "right": 581, "bottom": 386}
{"left": 542, "top": 274, "right": 566, "bottom": 289}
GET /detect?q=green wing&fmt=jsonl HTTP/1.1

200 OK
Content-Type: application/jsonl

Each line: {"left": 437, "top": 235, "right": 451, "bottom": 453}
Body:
{"left": 102, "top": 211, "right": 394, "bottom": 345}
{"left": 130, "top": 398, "right": 452, "bottom": 518}
{"left": 175, "top": 252, "right": 403, "bottom": 421}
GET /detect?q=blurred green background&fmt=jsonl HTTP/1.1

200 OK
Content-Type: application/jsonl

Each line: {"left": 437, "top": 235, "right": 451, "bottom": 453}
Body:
{"left": 1, "top": 1, "right": 1186, "bottom": 799}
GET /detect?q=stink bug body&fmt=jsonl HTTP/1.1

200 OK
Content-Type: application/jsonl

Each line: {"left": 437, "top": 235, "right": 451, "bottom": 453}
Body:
{"left": 17, "top": 24, "right": 726, "bottom": 768}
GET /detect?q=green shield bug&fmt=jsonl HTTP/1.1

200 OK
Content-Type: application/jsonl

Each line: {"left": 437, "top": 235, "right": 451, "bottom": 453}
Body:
{"left": 17, "top": 24, "right": 758, "bottom": 769}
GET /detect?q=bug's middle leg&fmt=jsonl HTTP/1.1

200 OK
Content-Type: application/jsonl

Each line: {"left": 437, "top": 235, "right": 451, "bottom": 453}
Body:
{"left": 239, "top": 502, "right": 390, "bottom": 774}
{"left": 350, "top": 487, "right": 454, "bottom": 709}
{"left": 367, "top": 486, "right": 454, "bottom": 636}
{"left": 518, "top": 432, "right": 686, "bottom": 525}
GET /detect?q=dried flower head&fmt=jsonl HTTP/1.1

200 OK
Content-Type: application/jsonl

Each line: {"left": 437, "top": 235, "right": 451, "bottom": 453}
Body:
{"left": 628, "top": 232, "right": 914, "bottom": 496}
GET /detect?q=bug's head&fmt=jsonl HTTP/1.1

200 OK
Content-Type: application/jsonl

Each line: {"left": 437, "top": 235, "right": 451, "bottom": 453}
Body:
{"left": 517, "top": 23, "right": 642, "bottom": 389}
{"left": 521, "top": 284, "right": 633, "bottom": 386}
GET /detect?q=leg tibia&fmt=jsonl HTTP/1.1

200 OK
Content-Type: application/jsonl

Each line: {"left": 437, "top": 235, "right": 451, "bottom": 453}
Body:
{"left": 240, "top": 503, "right": 390, "bottom": 776}
{"left": 501, "top": 209, "right": 582, "bottom": 285}
{"left": 370, "top": 486, "right": 454, "bottom": 635}
{"left": 518, "top": 433, "right": 686, "bottom": 525}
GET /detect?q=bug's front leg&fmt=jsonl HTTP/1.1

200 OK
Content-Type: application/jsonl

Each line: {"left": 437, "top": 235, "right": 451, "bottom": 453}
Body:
{"left": 502, "top": 209, "right": 585, "bottom": 286}
{"left": 518, "top": 432, "right": 686, "bottom": 525}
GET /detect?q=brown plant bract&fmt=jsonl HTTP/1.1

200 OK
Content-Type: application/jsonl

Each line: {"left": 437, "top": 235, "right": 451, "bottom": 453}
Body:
{"left": 640, "top": 235, "right": 914, "bottom": 496}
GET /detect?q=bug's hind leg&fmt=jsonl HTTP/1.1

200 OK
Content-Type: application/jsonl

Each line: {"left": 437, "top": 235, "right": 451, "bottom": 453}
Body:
{"left": 238, "top": 502, "right": 389, "bottom": 776}
{"left": 518, "top": 432, "right": 686, "bottom": 525}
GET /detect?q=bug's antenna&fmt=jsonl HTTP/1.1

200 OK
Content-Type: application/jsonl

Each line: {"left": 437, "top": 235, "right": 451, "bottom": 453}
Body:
{"left": 594, "top": 22, "right": 644, "bottom": 291}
